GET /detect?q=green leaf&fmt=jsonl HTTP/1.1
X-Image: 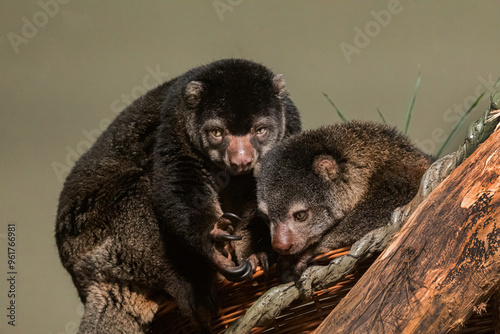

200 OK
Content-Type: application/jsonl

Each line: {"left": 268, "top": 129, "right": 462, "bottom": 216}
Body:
{"left": 377, "top": 107, "right": 387, "bottom": 125}
{"left": 436, "top": 92, "right": 485, "bottom": 157}
{"left": 436, "top": 75, "right": 500, "bottom": 157}
{"left": 404, "top": 67, "right": 421, "bottom": 135}
{"left": 323, "top": 92, "right": 347, "bottom": 123}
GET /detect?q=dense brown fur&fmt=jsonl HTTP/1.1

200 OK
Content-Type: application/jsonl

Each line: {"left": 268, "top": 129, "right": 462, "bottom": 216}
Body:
{"left": 257, "top": 121, "right": 433, "bottom": 281}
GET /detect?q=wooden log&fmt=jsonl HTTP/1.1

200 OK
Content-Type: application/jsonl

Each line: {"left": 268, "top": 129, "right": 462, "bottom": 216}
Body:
{"left": 315, "top": 130, "right": 500, "bottom": 334}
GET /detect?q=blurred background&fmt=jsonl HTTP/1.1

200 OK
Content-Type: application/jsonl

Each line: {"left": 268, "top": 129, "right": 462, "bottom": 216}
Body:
{"left": 1, "top": 1, "right": 499, "bottom": 333}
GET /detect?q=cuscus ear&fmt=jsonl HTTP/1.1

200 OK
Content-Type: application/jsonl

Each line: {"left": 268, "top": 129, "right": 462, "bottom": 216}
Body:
{"left": 313, "top": 155, "right": 338, "bottom": 181}
{"left": 257, "top": 200, "right": 268, "bottom": 216}
{"left": 272, "top": 74, "right": 288, "bottom": 100}
{"left": 185, "top": 81, "right": 203, "bottom": 108}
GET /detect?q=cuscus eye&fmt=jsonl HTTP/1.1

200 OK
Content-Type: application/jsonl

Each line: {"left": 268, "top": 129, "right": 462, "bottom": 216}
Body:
{"left": 210, "top": 129, "right": 223, "bottom": 138}
{"left": 255, "top": 127, "right": 268, "bottom": 136}
{"left": 293, "top": 210, "right": 308, "bottom": 222}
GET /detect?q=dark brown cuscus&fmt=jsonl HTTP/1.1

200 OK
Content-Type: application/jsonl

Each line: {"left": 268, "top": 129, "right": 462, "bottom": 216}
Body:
{"left": 55, "top": 59, "right": 301, "bottom": 333}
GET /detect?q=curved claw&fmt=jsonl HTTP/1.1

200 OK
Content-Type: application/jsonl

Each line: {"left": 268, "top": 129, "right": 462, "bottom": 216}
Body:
{"left": 221, "top": 212, "right": 242, "bottom": 223}
{"left": 261, "top": 256, "right": 269, "bottom": 275}
{"left": 216, "top": 234, "right": 243, "bottom": 242}
{"left": 221, "top": 260, "right": 253, "bottom": 282}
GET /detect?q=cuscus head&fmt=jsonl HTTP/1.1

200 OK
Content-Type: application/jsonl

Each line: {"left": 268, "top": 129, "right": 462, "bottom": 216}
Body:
{"left": 182, "top": 59, "right": 297, "bottom": 175}
{"left": 257, "top": 128, "right": 366, "bottom": 255}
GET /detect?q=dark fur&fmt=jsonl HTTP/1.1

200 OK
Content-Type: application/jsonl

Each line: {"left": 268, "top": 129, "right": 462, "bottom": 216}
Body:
{"left": 257, "top": 121, "right": 433, "bottom": 281}
{"left": 55, "top": 59, "right": 301, "bottom": 333}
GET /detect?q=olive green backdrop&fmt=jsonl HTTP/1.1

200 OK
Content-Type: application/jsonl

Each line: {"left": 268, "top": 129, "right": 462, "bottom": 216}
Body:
{"left": 1, "top": 1, "right": 499, "bottom": 333}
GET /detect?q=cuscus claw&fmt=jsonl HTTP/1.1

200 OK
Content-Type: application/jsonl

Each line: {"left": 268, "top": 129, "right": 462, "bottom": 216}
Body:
{"left": 215, "top": 234, "right": 243, "bottom": 242}
{"left": 261, "top": 255, "right": 269, "bottom": 275}
{"left": 221, "top": 212, "right": 242, "bottom": 223}
{"left": 221, "top": 260, "right": 253, "bottom": 282}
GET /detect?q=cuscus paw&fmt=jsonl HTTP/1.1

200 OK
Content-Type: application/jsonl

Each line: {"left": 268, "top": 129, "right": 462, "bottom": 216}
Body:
{"left": 277, "top": 254, "right": 312, "bottom": 283}
{"left": 218, "top": 259, "right": 253, "bottom": 282}
{"left": 210, "top": 212, "right": 253, "bottom": 282}
{"left": 211, "top": 213, "right": 241, "bottom": 242}
{"left": 246, "top": 252, "right": 269, "bottom": 276}
{"left": 210, "top": 212, "right": 242, "bottom": 256}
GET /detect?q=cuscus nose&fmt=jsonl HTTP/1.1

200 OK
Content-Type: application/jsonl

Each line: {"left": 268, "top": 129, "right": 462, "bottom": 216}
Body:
{"left": 230, "top": 153, "right": 253, "bottom": 173}
{"left": 272, "top": 239, "right": 293, "bottom": 255}
{"left": 272, "top": 223, "right": 295, "bottom": 255}
{"left": 227, "top": 136, "right": 254, "bottom": 173}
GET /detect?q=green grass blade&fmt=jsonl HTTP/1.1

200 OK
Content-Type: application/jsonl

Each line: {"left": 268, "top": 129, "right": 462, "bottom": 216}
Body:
{"left": 403, "top": 67, "right": 421, "bottom": 135}
{"left": 436, "top": 75, "right": 500, "bottom": 157}
{"left": 323, "top": 92, "right": 347, "bottom": 122}
{"left": 436, "top": 92, "right": 485, "bottom": 157}
{"left": 377, "top": 107, "right": 387, "bottom": 125}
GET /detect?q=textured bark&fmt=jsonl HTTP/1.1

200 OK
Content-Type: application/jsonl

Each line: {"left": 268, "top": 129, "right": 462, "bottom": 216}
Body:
{"left": 315, "top": 130, "right": 500, "bottom": 334}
